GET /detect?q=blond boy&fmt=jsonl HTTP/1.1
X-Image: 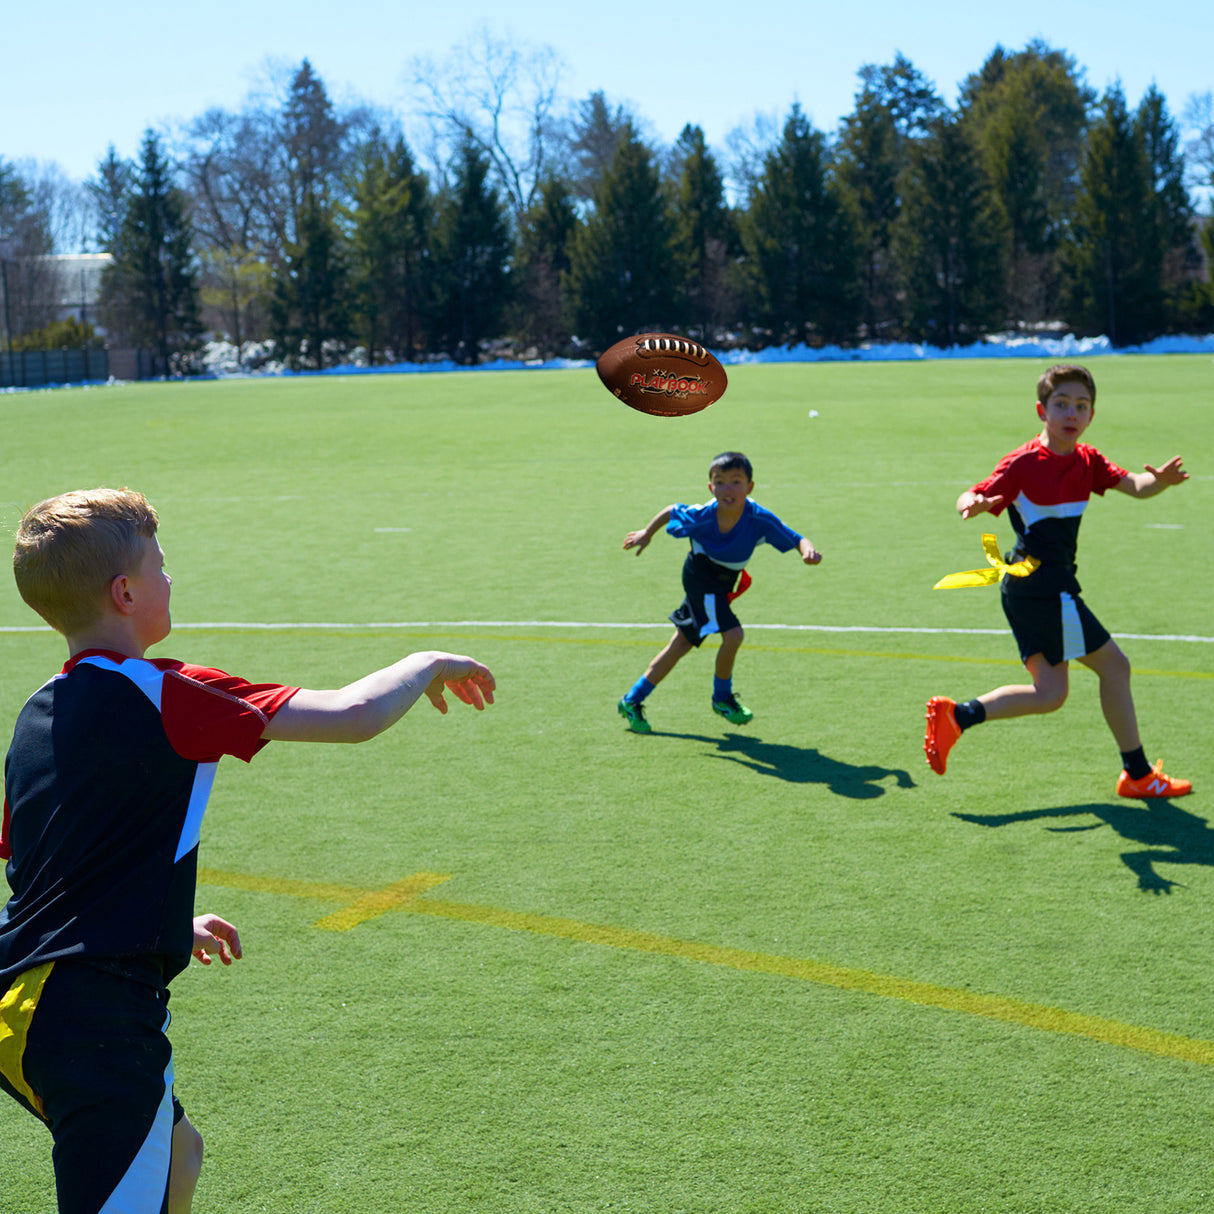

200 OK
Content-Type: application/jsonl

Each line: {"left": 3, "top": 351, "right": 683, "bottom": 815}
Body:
{"left": 0, "top": 488, "right": 494, "bottom": 1212}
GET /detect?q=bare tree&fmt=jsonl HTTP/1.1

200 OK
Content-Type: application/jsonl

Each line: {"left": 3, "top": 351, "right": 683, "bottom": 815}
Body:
{"left": 179, "top": 106, "right": 280, "bottom": 354}
{"left": 409, "top": 27, "right": 565, "bottom": 216}
{"left": 724, "top": 111, "right": 782, "bottom": 203}
{"left": 1182, "top": 91, "right": 1214, "bottom": 205}
{"left": 0, "top": 159, "right": 59, "bottom": 340}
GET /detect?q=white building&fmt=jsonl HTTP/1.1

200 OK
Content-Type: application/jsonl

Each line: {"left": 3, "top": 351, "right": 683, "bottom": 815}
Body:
{"left": 45, "top": 253, "right": 112, "bottom": 326}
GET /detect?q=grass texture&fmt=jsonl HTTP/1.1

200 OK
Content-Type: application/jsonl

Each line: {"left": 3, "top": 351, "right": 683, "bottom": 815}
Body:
{"left": 1, "top": 354, "right": 1212, "bottom": 1212}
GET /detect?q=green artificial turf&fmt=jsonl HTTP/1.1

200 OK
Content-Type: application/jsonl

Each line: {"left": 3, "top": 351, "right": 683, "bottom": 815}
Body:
{"left": 1, "top": 355, "right": 1211, "bottom": 1212}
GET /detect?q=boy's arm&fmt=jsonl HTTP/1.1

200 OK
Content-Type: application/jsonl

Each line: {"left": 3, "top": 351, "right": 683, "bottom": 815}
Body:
{"left": 261, "top": 651, "right": 495, "bottom": 744}
{"left": 798, "top": 536, "right": 822, "bottom": 565}
{"left": 957, "top": 488, "right": 1007, "bottom": 519}
{"left": 1113, "top": 455, "right": 1188, "bottom": 499}
{"left": 623, "top": 505, "right": 675, "bottom": 555}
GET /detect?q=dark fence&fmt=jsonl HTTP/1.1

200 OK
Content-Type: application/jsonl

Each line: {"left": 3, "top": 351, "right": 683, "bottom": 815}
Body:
{"left": 0, "top": 347, "right": 162, "bottom": 389}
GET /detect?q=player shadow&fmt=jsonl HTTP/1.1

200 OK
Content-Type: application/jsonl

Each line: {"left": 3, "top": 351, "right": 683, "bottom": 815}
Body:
{"left": 953, "top": 800, "right": 1214, "bottom": 894}
{"left": 658, "top": 730, "right": 917, "bottom": 800}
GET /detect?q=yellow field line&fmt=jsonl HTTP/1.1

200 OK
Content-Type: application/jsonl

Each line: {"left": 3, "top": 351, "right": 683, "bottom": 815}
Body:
{"left": 197, "top": 866, "right": 1214, "bottom": 1065}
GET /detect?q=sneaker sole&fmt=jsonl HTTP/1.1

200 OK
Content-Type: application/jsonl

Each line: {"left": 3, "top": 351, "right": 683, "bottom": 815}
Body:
{"left": 923, "top": 698, "right": 959, "bottom": 775}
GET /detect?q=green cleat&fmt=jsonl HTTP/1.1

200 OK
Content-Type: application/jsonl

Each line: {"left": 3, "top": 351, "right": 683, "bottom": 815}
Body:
{"left": 618, "top": 697, "right": 652, "bottom": 734}
{"left": 712, "top": 693, "right": 753, "bottom": 725}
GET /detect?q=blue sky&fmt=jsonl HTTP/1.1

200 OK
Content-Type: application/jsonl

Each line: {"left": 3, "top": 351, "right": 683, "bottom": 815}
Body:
{"left": 3, "top": 0, "right": 1210, "bottom": 182}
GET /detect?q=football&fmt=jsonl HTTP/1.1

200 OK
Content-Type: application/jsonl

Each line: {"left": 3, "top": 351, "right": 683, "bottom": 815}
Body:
{"left": 595, "top": 333, "right": 728, "bottom": 417}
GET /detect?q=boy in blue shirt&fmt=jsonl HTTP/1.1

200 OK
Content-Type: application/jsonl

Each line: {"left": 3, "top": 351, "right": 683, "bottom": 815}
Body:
{"left": 617, "top": 451, "right": 821, "bottom": 732}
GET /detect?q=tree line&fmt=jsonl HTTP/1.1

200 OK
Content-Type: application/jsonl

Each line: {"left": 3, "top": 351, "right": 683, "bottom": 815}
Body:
{"left": 3, "top": 38, "right": 1213, "bottom": 368}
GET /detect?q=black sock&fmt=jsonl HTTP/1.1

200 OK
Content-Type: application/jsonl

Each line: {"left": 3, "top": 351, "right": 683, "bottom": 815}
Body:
{"left": 1120, "top": 747, "right": 1150, "bottom": 780}
{"left": 953, "top": 699, "right": 986, "bottom": 732}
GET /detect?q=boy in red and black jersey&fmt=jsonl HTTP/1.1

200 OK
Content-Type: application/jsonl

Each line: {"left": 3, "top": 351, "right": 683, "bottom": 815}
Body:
{"left": 923, "top": 364, "right": 1191, "bottom": 798}
{"left": 0, "top": 488, "right": 495, "bottom": 1213}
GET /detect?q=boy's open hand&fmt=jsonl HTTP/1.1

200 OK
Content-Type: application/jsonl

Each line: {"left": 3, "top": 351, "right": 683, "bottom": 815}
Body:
{"left": 623, "top": 530, "right": 652, "bottom": 554}
{"left": 425, "top": 656, "right": 496, "bottom": 714}
{"left": 959, "top": 491, "right": 1006, "bottom": 519}
{"left": 1144, "top": 456, "right": 1188, "bottom": 487}
{"left": 193, "top": 914, "right": 242, "bottom": 966}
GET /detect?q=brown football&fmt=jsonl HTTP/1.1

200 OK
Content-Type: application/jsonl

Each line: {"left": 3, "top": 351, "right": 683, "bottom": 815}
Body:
{"left": 595, "top": 333, "right": 728, "bottom": 417}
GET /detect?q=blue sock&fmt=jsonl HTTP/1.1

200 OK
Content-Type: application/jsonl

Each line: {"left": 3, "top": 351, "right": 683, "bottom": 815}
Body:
{"left": 625, "top": 677, "right": 654, "bottom": 704}
{"left": 713, "top": 676, "right": 732, "bottom": 702}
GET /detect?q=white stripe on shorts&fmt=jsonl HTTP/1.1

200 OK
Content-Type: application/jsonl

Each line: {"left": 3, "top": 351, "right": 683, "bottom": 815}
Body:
{"left": 1060, "top": 592, "right": 1086, "bottom": 661}
{"left": 100, "top": 1011, "right": 174, "bottom": 1213}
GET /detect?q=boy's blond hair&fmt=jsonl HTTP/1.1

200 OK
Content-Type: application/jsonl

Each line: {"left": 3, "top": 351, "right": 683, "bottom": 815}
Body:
{"left": 13, "top": 488, "right": 159, "bottom": 635}
{"left": 1037, "top": 363, "right": 1096, "bottom": 406}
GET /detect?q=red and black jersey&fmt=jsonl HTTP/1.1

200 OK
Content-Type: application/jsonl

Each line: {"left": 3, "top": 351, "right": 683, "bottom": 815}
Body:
{"left": 0, "top": 651, "right": 297, "bottom": 987}
{"left": 971, "top": 436, "right": 1127, "bottom": 595}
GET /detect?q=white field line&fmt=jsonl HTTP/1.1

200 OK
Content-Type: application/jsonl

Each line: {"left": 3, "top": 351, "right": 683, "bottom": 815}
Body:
{"left": 2, "top": 620, "right": 1211, "bottom": 643}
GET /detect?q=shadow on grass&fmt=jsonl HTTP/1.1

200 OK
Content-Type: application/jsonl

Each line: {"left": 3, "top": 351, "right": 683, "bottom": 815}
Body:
{"left": 954, "top": 800, "right": 1214, "bottom": 894}
{"left": 653, "top": 730, "right": 917, "bottom": 800}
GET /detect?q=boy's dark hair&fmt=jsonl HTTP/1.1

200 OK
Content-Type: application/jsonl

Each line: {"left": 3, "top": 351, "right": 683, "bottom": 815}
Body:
{"left": 1037, "top": 364, "right": 1096, "bottom": 406}
{"left": 709, "top": 451, "right": 752, "bottom": 480}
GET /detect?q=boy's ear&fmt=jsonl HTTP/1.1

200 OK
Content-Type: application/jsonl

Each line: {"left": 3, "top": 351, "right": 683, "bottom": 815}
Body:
{"left": 1035, "top": 401, "right": 1047, "bottom": 421}
{"left": 110, "top": 573, "right": 137, "bottom": 616}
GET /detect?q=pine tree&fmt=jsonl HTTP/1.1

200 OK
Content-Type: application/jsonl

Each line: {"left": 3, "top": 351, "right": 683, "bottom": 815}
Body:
{"left": 836, "top": 84, "right": 904, "bottom": 339}
{"left": 893, "top": 114, "right": 1006, "bottom": 345}
{"left": 511, "top": 175, "right": 578, "bottom": 358}
{"left": 270, "top": 194, "right": 351, "bottom": 369}
{"left": 959, "top": 41, "right": 1093, "bottom": 325}
{"left": 347, "top": 133, "right": 431, "bottom": 364}
{"left": 565, "top": 125, "right": 677, "bottom": 353}
{"left": 1063, "top": 85, "right": 1162, "bottom": 345}
{"left": 98, "top": 131, "right": 202, "bottom": 367}
{"left": 670, "top": 124, "right": 736, "bottom": 341}
{"left": 429, "top": 139, "right": 512, "bottom": 364}
{"left": 1136, "top": 85, "right": 1197, "bottom": 323}
{"left": 268, "top": 62, "right": 353, "bottom": 369}
{"left": 741, "top": 104, "right": 861, "bottom": 346}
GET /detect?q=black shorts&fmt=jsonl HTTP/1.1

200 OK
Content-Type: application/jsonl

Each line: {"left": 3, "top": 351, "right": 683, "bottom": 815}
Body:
{"left": 0, "top": 959, "right": 181, "bottom": 1214}
{"left": 670, "top": 553, "right": 743, "bottom": 648}
{"left": 1001, "top": 587, "right": 1111, "bottom": 667}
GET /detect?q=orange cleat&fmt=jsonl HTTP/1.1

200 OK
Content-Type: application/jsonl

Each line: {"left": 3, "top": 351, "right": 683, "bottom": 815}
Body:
{"left": 1116, "top": 761, "right": 1192, "bottom": 799}
{"left": 923, "top": 696, "right": 962, "bottom": 775}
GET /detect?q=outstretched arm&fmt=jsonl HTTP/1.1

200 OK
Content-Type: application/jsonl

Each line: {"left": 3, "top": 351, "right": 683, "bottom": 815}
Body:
{"left": 956, "top": 489, "right": 1006, "bottom": 519}
{"left": 623, "top": 506, "right": 674, "bottom": 555}
{"left": 261, "top": 651, "right": 495, "bottom": 743}
{"left": 1114, "top": 455, "right": 1188, "bottom": 499}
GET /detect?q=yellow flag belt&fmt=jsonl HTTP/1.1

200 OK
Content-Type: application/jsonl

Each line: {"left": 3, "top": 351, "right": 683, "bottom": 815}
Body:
{"left": 934, "top": 533, "right": 1040, "bottom": 589}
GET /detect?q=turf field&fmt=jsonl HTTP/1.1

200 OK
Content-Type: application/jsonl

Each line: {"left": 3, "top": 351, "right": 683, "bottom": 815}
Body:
{"left": 2, "top": 355, "right": 1212, "bottom": 1212}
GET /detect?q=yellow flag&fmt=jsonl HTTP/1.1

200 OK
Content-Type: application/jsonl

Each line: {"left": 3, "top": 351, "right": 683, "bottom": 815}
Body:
{"left": 934, "top": 533, "right": 1040, "bottom": 589}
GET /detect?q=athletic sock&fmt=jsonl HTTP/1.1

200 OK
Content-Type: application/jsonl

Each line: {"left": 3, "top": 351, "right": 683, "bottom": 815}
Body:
{"left": 713, "top": 676, "right": 732, "bottom": 702}
{"left": 953, "top": 698, "right": 986, "bottom": 732}
{"left": 625, "top": 677, "right": 655, "bottom": 704}
{"left": 1120, "top": 747, "right": 1151, "bottom": 781}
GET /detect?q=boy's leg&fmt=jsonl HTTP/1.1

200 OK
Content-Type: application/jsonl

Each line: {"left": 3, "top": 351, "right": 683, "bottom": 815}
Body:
{"left": 619, "top": 630, "right": 694, "bottom": 733}
{"left": 644, "top": 630, "right": 694, "bottom": 686}
{"left": 925, "top": 655, "right": 1067, "bottom": 775}
{"left": 1079, "top": 640, "right": 1192, "bottom": 796}
{"left": 23, "top": 962, "right": 177, "bottom": 1214}
{"left": 711, "top": 626, "right": 754, "bottom": 724}
{"left": 714, "top": 626, "right": 744, "bottom": 680}
{"left": 1076, "top": 639, "right": 1137, "bottom": 750}
{"left": 979, "top": 654, "right": 1069, "bottom": 720}
{"left": 169, "top": 1110, "right": 204, "bottom": 1213}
